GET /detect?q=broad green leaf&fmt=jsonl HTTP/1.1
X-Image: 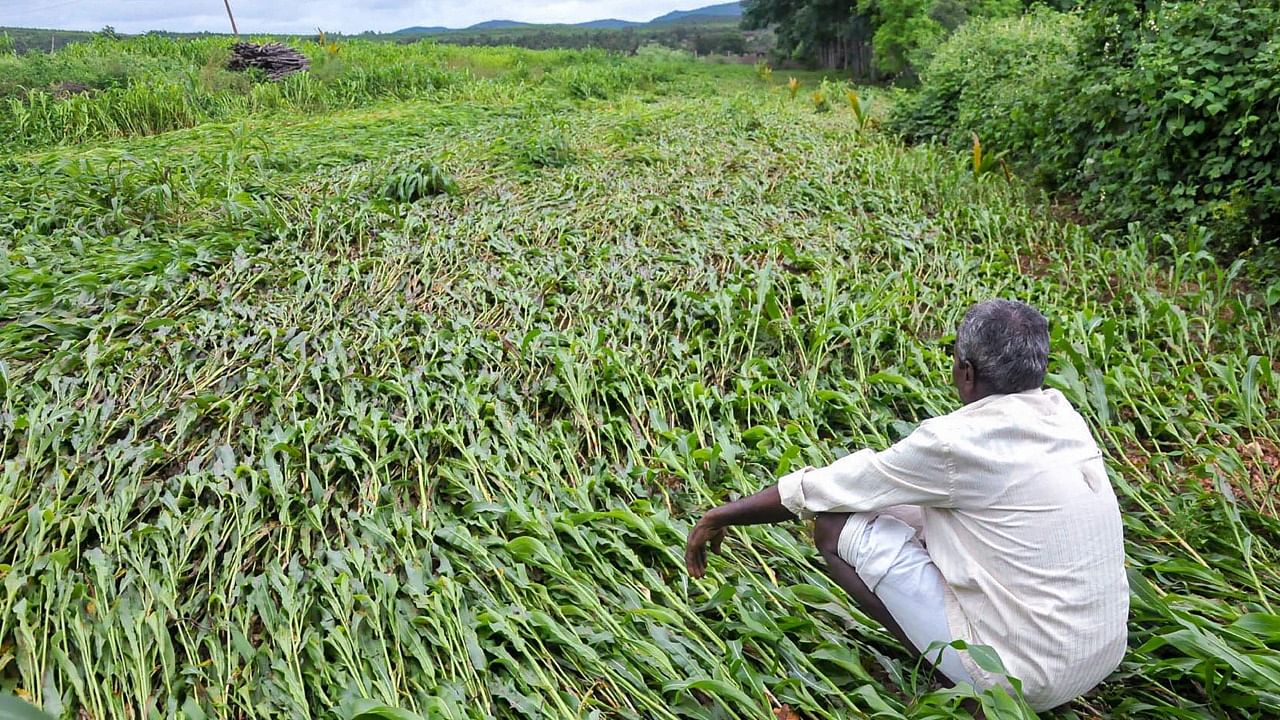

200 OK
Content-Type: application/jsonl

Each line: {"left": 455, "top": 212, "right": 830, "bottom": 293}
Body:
{"left": 0, "top": 696, "right": 54, "bottom": 720}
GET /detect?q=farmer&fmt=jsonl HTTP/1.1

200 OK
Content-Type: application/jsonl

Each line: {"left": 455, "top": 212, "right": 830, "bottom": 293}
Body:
{"left": 684, "top": 299, "right": 1128, "bottom": 711}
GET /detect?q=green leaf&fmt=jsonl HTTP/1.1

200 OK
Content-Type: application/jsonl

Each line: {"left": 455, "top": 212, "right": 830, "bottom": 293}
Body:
{"left": 0, "top": 695, "right": 54, "bottom": 720}
{"left": 662, "top": 677, "right": 759, "bottom": 709}
{"left": 344, "top": 699, "right": 427, "bottom": 720}
{"left": 964, "top": 643, "right": 1008, "bottom": 675}
{"left": 1231, "top": 613, "right": 1280, "bottom": 643}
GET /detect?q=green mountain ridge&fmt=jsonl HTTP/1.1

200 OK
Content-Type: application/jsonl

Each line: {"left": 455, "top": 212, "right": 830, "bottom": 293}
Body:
{"left": 650, "top": 2, "right": 743, "bottom": 24}
{"left": 394, "top": 2, "right": 740, "bottom": 35}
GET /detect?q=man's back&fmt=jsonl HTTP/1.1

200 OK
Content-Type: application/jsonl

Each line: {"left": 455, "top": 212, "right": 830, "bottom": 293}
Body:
{"left": 919, "top": 389, "right": 1129, "bottom": 709}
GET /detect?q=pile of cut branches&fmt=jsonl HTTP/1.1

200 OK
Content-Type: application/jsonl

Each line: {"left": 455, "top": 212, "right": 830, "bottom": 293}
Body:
{"left": 227, "top": 42, "right": 309, "bottom": 80}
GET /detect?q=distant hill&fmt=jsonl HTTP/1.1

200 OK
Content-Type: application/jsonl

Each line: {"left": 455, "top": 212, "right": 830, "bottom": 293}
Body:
{"left": 393, "top": 3, "right": 741, "bottom": 36}
{"left": 468, "top": 20, "right": 535, "bottom": 31}
{"left": 576, "top": 19, "right": 642, "bottom": 29}
{"left": 650, "top": 2, "right": 743, "bottom": 25}
{"left": 394, "top": 26, "right": 450, "bottom": 35}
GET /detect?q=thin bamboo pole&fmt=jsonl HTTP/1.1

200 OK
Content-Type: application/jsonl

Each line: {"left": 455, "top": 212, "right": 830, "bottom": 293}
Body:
{"left": 223, "top": 0, "right": 240, "bottom": 37}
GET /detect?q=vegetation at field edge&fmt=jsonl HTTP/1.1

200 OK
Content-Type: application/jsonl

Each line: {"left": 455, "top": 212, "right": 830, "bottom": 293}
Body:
{"left": 890, "top": 2, "right": 1280, "bottom": 255}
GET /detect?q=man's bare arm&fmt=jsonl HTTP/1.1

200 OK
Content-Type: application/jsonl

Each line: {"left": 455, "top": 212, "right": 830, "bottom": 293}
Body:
{"left": 684, "top": 485, "right": 797, "bottom": 578}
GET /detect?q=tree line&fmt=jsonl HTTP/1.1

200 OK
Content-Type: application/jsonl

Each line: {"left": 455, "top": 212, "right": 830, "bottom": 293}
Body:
{"left": 411, "top": 24, "right": 764, "bottom": 58}
{"left": 742, "top": 0, "right": 1079, "bottom": 77}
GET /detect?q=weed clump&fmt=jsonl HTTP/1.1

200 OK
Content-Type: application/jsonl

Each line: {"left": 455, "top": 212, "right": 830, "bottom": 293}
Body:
{"left": 379, "top": 159, "right": 457, "bottom": 202}
{"left": 493, "top": 125, "right": 577, "bottom": 171}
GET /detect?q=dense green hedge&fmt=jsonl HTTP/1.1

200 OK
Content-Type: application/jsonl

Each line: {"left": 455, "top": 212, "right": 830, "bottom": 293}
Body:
{"left": 892, "top": 1, "right": 1280, "bottom": 249}
{"left": 889, "top": 9, "right": 1078, "bottom": 169}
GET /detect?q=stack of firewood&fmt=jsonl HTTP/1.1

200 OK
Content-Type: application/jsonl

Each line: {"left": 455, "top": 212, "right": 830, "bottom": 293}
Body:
{"left": 226, "top": 42, "right": 310, "bottom": 81}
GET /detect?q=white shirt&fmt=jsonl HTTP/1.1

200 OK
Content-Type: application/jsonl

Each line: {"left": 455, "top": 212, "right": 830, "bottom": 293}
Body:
{"left": 778, "top": 388, "right": 1129, "bottom": 710}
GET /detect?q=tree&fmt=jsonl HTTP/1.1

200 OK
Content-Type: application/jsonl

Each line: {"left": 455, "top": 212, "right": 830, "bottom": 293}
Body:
{"left": 744, "top": 1, "right": 874, "bottom": 68}
{"left": 859, "top": 0, "right": 1021, "bottom": 76}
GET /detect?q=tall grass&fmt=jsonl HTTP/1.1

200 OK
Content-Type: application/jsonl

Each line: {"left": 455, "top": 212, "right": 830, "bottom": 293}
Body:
{"left": 0, "top": 46, "right": 1277, "bottom": 720}
{"left": 0, "top": 39, "right": 677, "bottom": 149}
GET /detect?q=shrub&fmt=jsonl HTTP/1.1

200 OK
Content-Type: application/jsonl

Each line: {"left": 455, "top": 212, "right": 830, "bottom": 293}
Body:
{"left": 864, "top": 0, "right": 1029, "bottom": 77}
{"left": 1047, "top": 0, "right": 1280, "bottom": 247}
{"left": 888, "top": 9, "right": 1079, "bottom": 166}
{"left": 894, "top": 2, "right": 1280, "bottom": 249}
{"left": 634, "top": 43, "right": 693, "bottom": 63}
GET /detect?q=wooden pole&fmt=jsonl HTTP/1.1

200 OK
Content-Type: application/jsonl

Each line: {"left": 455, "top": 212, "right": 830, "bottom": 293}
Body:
{"left": 223, "top": 0, "right": 240, "bottom": 37}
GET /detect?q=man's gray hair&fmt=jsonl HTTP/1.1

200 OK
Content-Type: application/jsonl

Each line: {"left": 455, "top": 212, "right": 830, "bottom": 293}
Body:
{"left": 955, "top": 299, "right": 1049, "bottom": 394}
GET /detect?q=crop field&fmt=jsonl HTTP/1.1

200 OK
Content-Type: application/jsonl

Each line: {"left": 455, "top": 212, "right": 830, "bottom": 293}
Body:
{"left": 1, "top": 40, "right": 1279, "bottom": 720}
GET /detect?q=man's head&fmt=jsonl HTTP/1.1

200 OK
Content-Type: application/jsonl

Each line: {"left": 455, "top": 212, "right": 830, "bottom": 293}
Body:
{"left": 952, "top": 299, "right": 1049, "bottom": 404}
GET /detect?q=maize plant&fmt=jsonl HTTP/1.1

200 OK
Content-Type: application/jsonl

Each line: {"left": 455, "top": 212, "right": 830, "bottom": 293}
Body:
{"left": 846, "top": 89, "right": 865, "bottom": 128}
{"left": 811, "top": 88, "right": 829, "bottom": 113}
{"left": 971, "top": 132, "right": 1009, "bottom": 180}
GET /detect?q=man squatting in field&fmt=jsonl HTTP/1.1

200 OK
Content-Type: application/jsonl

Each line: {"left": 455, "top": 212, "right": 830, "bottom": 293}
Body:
{"left": 685, "top": 300, "right": 1129, "bottom": 711}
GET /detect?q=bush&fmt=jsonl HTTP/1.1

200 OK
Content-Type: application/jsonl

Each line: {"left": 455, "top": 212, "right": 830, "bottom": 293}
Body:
{"left": 634, "top": 43, "right": 693, "bottom": 63}
{"left": 864, "top": 0, "right": 1033, "bottom": 77}
{"left": 1049, "top": 0, "right": 1280, "bottom": 247}
{"left": 894, "top": 1, "right": 1280, "bottom": 249}
{"left": 889, "top": 9, "right": 1079, "bottom": 167}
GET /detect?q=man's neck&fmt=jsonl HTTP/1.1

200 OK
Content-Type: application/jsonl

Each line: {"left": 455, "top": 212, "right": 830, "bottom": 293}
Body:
{"left": 962, "top": 384, "right": 998, "bottom": 405}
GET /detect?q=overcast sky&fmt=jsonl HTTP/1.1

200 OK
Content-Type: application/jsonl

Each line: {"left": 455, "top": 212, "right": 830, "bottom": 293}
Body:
{"left": 1, "top": 1, "right": 726, "bottom": 34}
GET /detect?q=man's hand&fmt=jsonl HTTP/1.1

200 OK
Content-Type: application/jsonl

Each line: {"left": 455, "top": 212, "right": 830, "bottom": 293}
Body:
{"left": 685, "top": 511, "right": 729, "bottom": 579}
{"left": 684, "top": 485, "right": 796, "bottom": 579}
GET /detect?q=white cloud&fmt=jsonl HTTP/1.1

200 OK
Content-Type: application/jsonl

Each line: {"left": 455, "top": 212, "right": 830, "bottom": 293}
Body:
{"left": 0, "top": 0, "right": 727, "bottom": 34}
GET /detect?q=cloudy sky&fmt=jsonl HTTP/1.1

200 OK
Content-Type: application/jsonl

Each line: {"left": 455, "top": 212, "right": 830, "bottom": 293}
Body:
{"left": 2, "top": 1, "right": 727, "bottom": 34}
